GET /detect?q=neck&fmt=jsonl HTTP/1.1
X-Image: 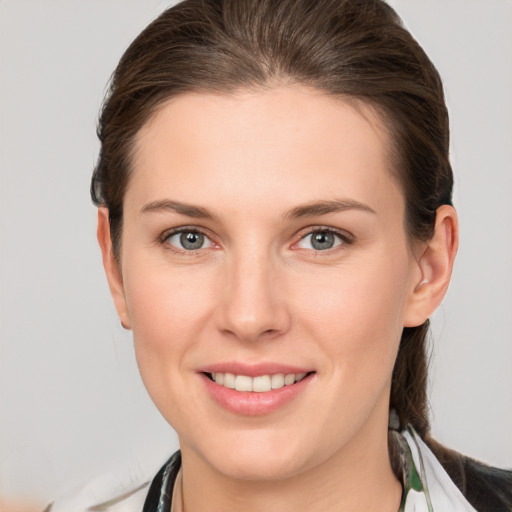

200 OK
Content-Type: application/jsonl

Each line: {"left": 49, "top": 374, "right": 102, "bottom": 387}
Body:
{"left": 178, "top": 418, "right": 402, "bottom": 512}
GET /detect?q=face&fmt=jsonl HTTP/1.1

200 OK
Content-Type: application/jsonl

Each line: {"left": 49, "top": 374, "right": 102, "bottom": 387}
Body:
{"left": 108, "top": 87, "right": 426, "bottom": 481}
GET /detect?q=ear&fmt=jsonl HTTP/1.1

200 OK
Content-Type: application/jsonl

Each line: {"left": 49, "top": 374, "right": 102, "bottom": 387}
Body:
{"left": 403, "top": 205, "right": 459, "bottom": 327}
{"left": 97, "top": 207, "right": 131, "bottom": 330}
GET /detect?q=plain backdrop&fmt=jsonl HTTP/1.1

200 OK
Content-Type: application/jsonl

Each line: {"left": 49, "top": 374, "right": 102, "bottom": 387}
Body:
{"left": 1, "top": 0, "right": 511, "bottom": 503}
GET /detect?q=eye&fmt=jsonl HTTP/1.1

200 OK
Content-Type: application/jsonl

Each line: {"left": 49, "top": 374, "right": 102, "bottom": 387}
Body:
{"left": 164, "top": 229, "right": 213, "bottom": 251}
{"left": 296, "top": 229, "right": 347, "bottom": 251}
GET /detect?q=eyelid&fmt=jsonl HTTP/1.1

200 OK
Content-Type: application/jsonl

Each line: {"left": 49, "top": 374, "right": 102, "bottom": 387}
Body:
{"left": 158, "top": 224, "right": 353, "bottom": 254}
{"left": 292, "top": 226, "right": 354, "bottom": 251}
{"left": 160, "top": 226, "right": 217, "bottom": 253}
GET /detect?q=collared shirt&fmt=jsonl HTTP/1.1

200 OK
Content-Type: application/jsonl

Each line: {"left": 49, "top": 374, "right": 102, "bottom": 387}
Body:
{"left": 48, "top": 427, "right": 476, "bottom": 512}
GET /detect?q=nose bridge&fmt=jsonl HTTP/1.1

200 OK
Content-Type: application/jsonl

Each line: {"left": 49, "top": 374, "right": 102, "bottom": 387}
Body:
{"left": 217, "top": 243, "right": 290, "bottom": 342}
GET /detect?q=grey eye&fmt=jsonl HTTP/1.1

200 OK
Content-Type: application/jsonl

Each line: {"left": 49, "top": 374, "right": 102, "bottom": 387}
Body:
{"left": 297, "top": 230, "right": 343, "bottom": 251}
{"left": 166, "top": 230, "right": 212, "bottom": 251}
{"left": 180, "top": 231, "right": 204, "bottom": 250}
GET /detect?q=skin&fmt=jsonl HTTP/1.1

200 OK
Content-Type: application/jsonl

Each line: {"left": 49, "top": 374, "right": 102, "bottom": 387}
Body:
{"left": 98, "top": 86, "right": 458, "bottom": 512}
{"left": 0, "top": 498, "right": 45, "bottom": 512}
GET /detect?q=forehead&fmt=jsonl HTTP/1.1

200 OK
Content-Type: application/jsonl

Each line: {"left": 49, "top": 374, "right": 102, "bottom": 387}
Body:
{"left": 128, "top": 86, "right": 402, "bottom": 217}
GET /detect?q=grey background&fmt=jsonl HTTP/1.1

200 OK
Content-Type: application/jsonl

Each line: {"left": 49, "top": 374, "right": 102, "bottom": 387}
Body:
{"left": 1, "top": 0, "right": 511, "bottom": 503}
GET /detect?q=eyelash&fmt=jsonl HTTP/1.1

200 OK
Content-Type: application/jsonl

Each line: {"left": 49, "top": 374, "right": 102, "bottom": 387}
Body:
{"left": 294, "top": 226, "right": 354, "bottom": 253}
{"left": 159, "top": 226, "right": 354, "bottom": 255}
{"left": 160, "top": 227, "right": 215, "bottom": 256}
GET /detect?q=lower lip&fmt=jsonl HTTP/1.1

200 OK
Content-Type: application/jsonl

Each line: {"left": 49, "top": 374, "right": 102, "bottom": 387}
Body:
{"left": 200, "top": 373, "right": 314, "bottom": 416}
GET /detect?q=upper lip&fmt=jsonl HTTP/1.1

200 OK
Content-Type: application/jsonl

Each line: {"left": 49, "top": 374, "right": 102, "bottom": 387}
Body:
{"left": 197, "top": 362, "right": 314, "bottom": 377}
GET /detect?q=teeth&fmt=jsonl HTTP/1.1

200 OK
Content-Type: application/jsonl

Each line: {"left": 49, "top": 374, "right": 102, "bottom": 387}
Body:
{"left": 252, "top": 375, "right": 271, "bottom": 392}
{"left": 235, "top": 375, "right": 253, "bottom": 392}
{"left": 212, "top": 372, "right": 308, "bottom": 392}
{"left": 284, "top": 373, "right": 295, "bottom": 385}
{"left": 271, "top": 373, "right": 285, "bottom": 389}
{"left": 223, "top": 373, "right": 235, "bottom": 389}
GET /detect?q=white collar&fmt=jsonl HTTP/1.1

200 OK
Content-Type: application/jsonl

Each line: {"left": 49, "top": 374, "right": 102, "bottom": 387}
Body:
{"left": 401, "top": 428, "right": 476, "bottom": 511}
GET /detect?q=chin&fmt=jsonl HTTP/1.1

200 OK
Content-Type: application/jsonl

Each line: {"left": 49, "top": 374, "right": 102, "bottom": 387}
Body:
{"left": 213, "top": 451, "right": 311, "bottom": 482}
{"left": 193, "top": 427, "right": 317, "bottom": 481}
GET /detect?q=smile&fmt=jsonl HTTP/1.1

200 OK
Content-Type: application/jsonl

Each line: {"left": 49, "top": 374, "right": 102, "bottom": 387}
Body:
{"left": 200, "top": 366, "right": 316, "bottom": 415}
{"left": 207, "top": 372, "right": 308, "bottom": 392}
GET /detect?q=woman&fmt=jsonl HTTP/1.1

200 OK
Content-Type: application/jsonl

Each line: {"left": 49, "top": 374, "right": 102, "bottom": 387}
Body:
{"left": 46, "top": 0, "right": 510, "bottom": 511}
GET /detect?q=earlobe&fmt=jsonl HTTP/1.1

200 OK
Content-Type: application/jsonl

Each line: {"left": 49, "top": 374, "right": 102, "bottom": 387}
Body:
{"left": 97, "top": 208, "right": 132, "bottom": 330}
{"left": 403, "top": 205, "right": 459, "bottom": 327}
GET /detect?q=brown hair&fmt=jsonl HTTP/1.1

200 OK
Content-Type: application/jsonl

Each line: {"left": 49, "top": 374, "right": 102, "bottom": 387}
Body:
{"left": 91, "top": 0, "right": 511, "bottom": 507}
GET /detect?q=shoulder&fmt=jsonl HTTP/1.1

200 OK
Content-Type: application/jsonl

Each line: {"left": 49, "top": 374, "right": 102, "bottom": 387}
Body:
{"left": 46, "top": 475, "right": 150, "bottom": 512}
{"left": 463, "top": 459, "right": 512, "bottom": 512}
{"left": 424, "top": 435, "right": 512, "bottom": 512}
{"left": 47, "top": 452, "right": 181, "bottom": 512}
{"left": 413, "top": 431, "right": 512, "bottom": 512}
{"left": 46, "top": 452, "right": 182, "bottom": 512}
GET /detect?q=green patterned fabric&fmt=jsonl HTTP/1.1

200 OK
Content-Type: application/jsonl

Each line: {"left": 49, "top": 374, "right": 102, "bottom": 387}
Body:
{"left": 393, "top": 428, "right": 433, "bottom": 511}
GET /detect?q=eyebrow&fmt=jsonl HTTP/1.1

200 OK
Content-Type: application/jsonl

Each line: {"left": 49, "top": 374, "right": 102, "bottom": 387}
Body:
{"left": 284, "top": 199, "right": 376, "bottom": 219}
{"left": 140, "top": 199, "right": 218, "bottom": 219}
{"left": 140, "top": 198, "right": 376, "bottom": 220}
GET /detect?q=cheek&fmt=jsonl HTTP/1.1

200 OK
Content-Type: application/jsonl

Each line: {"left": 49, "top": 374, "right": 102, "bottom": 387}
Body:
{"left": 293, "top": 249, "right": 412, "bottom": 369}
{"left": 122, "top": 258, "right": 216, "bottom": 390}
{"left": 125, "top": 255, "right": 215, "bottom": 332}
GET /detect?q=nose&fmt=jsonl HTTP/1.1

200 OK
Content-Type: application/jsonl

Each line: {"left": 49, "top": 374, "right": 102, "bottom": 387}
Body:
{"left": 216, "top": 250, "right": 291, "bottom": 343}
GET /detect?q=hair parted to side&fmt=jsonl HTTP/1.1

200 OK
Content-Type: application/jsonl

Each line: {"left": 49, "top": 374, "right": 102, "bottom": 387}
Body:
{"left": 92, "top": 1, "right": 511, "bottom": 507}
{"left": 92, "top": 0, "right": 450, "bottom": 438}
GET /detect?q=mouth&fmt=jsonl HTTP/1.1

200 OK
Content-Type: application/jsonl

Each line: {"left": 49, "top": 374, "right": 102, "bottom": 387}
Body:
{"left": 203, "top": 371, "right": 314, "bottom": 392}
{"left": 199, "top": 367, "right": 316, "bottom": 415}
{"left": 198, "top": 363, "right": 316, "bottom": 415}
